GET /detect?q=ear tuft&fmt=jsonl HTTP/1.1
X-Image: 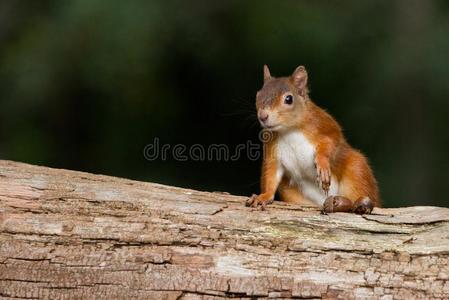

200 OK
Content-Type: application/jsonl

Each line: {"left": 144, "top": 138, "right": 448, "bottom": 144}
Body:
{"left": 263, "top": 64, "right": 272, "bottom": 83}
{"left": 291, "top": 65, "right": 308, "bottom": 95}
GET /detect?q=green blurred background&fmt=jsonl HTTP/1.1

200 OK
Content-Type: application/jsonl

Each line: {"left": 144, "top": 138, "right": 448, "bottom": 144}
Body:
{"left": 0, "top": 0, "right": 448, "bottom": 207}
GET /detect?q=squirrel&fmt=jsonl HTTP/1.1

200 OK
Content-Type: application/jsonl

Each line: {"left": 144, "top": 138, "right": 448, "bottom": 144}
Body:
{"left": 246, "top": 65, "right": 380, "bottom": 212}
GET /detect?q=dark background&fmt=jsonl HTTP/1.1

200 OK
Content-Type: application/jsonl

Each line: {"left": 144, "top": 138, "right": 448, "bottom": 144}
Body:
{"left": 1, "top": 1, "right": 448, "bottom": 207}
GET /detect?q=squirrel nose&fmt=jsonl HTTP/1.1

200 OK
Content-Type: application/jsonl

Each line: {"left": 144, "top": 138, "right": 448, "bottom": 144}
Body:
{"left": 258, "top": 110, "right": 269, "bottom": 123}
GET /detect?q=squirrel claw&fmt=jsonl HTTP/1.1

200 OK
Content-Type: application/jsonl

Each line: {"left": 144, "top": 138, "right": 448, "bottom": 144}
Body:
{"left": 246, "top": 194, "right": 273, "bottom": 210}
{"left": 245, "top": 194, "right": 257, "bottom": 207}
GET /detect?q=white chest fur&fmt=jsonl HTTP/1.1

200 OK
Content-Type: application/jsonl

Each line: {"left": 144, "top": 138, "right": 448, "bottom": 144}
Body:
{"left": 276, "top": 131, "right": 339, "bottom": 205}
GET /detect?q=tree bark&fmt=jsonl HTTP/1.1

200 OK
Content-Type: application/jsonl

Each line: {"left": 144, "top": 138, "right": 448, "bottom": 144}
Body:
{"left": 0, "top": 160, "right": 448, "bottom": 299}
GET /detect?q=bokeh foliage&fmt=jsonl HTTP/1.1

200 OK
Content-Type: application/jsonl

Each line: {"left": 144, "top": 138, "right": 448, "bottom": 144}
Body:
{"left": 1, "top": 0, "right": 448, "bottom": 207}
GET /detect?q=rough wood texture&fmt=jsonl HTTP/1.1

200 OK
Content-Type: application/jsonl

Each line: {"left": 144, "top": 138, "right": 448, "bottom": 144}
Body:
{"left": 1, "top": 160, "right": 449, "bottom": 299}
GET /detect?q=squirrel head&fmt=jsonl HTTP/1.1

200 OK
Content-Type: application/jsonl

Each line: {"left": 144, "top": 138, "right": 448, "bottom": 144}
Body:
{"left": 256, "top": 65, "right": 309, "bottom": 131}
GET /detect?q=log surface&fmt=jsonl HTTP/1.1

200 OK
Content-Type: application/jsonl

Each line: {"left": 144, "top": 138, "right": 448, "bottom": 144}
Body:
{"left": 0, "top": 160, "right": 449, "bottom": 299}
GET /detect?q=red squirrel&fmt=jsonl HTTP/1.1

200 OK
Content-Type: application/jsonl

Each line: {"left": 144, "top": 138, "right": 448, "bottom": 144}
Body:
{"left": 246, "top": 65, "right": 380, "bottom": 212}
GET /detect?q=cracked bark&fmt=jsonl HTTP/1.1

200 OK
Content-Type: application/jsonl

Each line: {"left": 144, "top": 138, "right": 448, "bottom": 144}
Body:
{"left": 0, "top": 160, "right": 449, "bottom": 299}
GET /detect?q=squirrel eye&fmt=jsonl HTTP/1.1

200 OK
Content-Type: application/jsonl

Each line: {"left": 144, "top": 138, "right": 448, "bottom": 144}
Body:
{"left": 284, "top": 95, "right": 293, "bottom": 105}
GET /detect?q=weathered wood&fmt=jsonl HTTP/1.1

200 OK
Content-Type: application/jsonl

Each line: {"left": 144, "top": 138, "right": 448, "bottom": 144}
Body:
{"left": 0, "top": 160, "right": 448, "bottom": 299}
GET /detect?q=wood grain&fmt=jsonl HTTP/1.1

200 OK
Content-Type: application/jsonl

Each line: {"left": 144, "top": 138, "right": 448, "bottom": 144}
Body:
{"left": 0, "top": 160, "right": 448, "bottom": 299}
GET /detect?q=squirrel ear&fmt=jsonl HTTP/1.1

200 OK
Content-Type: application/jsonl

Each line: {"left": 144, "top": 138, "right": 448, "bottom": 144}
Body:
{"left": 263, "top": 64, "right": 272, "bottom": 83}
{"left": 291, "top": 65, "right": 308, "bottom": 94}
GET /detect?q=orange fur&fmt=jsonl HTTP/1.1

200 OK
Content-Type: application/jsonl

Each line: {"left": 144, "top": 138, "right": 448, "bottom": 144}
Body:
{"left": 302, "top": 102, "right": 380, "bottom": 206}
{"left": 254, "top": 65, "right": 380, "bottom": 208}
{"left": 258, "top": 137, "right": 281, "bottom": 203}
{"left": 278, "top": 176, "right": 316, "bottom": 205}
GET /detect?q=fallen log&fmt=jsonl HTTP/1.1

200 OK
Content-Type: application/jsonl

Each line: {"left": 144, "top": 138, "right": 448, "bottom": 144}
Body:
{"left": 0, "top": 160, "right": 448, "bottom": 299}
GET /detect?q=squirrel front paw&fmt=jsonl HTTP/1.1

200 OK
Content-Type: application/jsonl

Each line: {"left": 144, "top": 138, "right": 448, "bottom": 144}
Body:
{"left": 245, "top": 193, "right": 273, "bottom": 210}
{"left": 315, "top": 157, "right": 331, "bottom": 195}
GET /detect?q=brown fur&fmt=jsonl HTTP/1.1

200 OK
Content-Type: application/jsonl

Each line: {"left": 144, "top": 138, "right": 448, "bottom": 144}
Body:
{"left": 252, "top": 65, "right": 380, "bottom": 208}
